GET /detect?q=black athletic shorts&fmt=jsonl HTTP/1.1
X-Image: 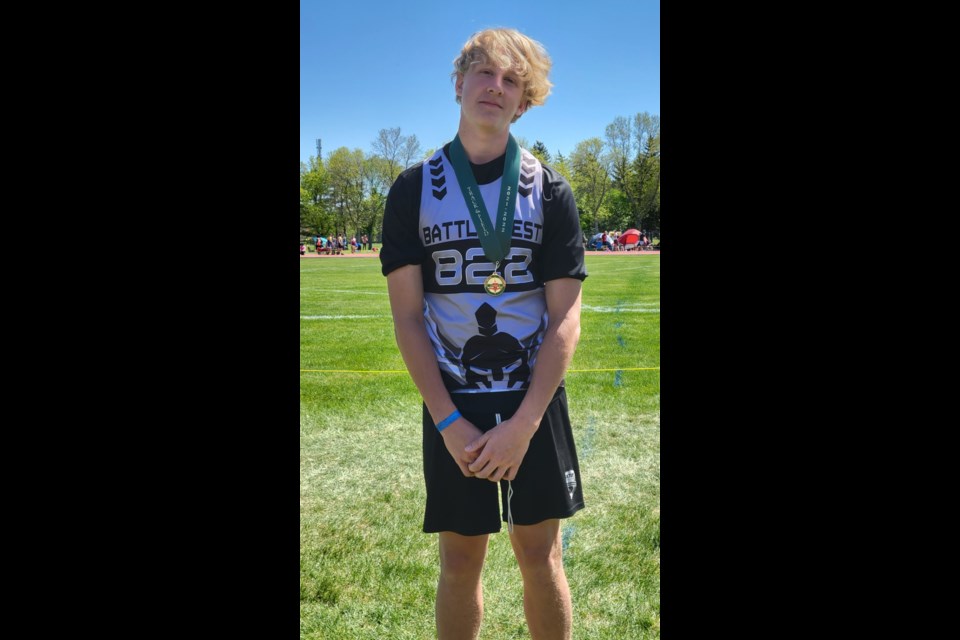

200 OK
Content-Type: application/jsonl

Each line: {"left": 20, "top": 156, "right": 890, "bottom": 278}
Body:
{"left": 422, "top": 386, "right": 585, "bottom": 536}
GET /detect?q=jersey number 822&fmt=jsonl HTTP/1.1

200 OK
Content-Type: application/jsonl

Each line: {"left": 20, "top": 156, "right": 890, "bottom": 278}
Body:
{"left": 432, "top": 247, "right": 533, "bottom": 286}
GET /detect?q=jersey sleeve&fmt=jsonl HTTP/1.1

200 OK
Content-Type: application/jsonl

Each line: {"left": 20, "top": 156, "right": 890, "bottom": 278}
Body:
{"left": 540, "top": 164, "right": 587, "bottom": 282}
{"left": 380, "top": 164, "right": 426, "bottom": 277}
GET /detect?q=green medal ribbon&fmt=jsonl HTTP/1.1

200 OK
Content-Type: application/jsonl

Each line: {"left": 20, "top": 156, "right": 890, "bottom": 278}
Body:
{"left": 449, "top": 134, "right": 521, "bottom": 283}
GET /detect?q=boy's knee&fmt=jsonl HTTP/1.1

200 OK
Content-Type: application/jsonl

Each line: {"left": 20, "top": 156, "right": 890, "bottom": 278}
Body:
{"left": 439, "top": 544, "right": 487, "bottom": 579}
{"left": 513, "top": 539, "right": 563, "bottom": 572}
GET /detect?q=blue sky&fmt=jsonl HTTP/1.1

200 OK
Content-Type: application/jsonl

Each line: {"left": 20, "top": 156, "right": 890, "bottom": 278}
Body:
{"left": 300, "top": 0, "right": 659, "bottom": 164}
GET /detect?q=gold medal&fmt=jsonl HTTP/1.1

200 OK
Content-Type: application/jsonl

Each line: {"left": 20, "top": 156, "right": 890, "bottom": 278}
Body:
{"left": 483, "top": 272, "right": 506, "bottom": 296}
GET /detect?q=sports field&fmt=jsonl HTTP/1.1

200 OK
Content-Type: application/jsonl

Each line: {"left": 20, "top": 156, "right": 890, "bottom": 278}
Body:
{"left": 300, "top": 253, "right": 660, "bottom": 639}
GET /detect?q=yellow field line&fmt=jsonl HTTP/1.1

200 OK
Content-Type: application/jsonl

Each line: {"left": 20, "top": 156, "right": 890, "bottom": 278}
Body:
{"left": 300, "top": 369, "right": 408, "bottom": 373}
{"left": 569, "top": 367, "right": 659, "bottom": 372}
{"left": 300, "top": 367, "right": 659, "bottom": 373}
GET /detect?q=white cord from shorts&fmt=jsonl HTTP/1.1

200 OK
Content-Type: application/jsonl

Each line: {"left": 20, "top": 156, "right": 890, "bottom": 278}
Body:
{"left": 507, "top": 480, "right": 514, "bottom": 534}
{"left": 495, "top": 413, "right": 515, "bottom": 534}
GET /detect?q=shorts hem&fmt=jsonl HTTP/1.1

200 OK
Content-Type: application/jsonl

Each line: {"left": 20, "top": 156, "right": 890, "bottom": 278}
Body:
{"left": 501, "top": 502, "right": 585, "bottom": 526}
{"left": 424, "top": 503, "right": 585, "bottom": 535}
{"left": 423, "top": 525, "right": 502, "bottom": 536}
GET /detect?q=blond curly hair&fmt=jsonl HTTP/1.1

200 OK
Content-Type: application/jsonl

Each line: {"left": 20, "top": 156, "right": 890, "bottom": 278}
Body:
{"left": 452, "top": 28, "right": 553, "bottom": 122}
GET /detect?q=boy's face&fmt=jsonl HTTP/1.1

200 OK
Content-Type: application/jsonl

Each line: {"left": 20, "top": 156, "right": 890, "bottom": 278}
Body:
{"left": 456, "top": 59, "right": 527, "bottom": 133}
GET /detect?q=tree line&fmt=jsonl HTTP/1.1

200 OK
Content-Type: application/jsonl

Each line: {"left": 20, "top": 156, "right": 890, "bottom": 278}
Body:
{"left": 299, "top": 112, "right": 660, "bottom": 243}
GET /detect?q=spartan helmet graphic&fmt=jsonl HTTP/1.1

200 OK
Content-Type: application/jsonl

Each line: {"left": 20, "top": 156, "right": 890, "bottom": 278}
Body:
{"left": 460, "top": 302, "right": 530, "bottom": 389}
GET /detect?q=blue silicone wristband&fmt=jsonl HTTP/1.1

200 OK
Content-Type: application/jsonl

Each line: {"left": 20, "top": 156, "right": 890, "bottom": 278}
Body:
{"left": 435, "top": 409, "right": 461, "bottom": 432}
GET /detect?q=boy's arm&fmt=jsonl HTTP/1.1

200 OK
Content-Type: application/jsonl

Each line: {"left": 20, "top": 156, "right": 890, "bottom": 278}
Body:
{"left": 387, "top": 264, "right": 484, "bottom": 476}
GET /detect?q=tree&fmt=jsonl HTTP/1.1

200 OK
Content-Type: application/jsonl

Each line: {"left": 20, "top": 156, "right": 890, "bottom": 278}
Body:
{"left": 371, "top": 128, "right": 403, "bottom": 184}
{"left": 300, "top": 157, "right": 329, "bottom": 204}
{"left": 605, "top": 116, "right": 639, "bottom": 216}
{"left": 300, "top": 186, "right": 310, "bottom": 235}
{"left": 300, "top": 157, "right": 333, "bottom": 237}
{"left": 326, "top": 147, "right": 367, "bottom": 238}
{"left": 360, "top": 156, "right": 391, "bottom": 240}
{"left": 603, "top": 188, "right": 634, "bottom": 232}
{"left": 605, "top": 112, "right": 660, "bottom": 230}
{"left": 569, "top": 138, "right": 611, "bottom": 235}
{"left": 362, "top": 188, "right": 387, "bottom": 244}
{"left": 631, "top": 114, "right": 660, "bottom": 230}
{"left": 531, "top": 140, "right": 551, "bottom": 164}
{"left": 372, "top": 127, "right": 422, "bottom": 185}
{"left": 552, "top": 152, "right": 572, "bottom": 181}
{"left": 400, "top": 134, "right": 423, "bottom": 170}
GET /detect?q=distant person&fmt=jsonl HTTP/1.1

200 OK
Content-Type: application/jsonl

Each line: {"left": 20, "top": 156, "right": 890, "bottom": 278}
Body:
{"left": 300, "top": 243, "right": 305, "bottom": 256}
{"left": 380, "top": 27, "right": 585, "bottom": 640}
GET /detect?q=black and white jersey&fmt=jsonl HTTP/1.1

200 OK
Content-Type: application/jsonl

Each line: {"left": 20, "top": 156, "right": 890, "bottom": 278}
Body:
{"left": 381, "top": 142, "right": 586, "bottom": 394}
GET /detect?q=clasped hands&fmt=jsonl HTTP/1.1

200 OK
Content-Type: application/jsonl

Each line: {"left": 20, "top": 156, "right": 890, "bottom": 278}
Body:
{"left": 441, "top": 415, "right": 532, "bottom": 483}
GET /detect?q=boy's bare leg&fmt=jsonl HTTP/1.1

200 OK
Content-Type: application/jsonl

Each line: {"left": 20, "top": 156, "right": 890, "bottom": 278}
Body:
{"left": 509, "top": 519, "right": 572, "bottom": 640}
{"left": 437, "top": 531, "right": 489, "bottom": 640}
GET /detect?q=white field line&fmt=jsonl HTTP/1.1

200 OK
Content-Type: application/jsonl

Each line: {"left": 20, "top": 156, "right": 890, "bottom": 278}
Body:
{"left": 595, "top": 265, "right": 660, "bottom": 272}
{"left": 581, "top": 304, "right": 660, "bottom": 313}
{"left": 298, "top": 288, "right": 388, "bottom": 295}
{"left": 300, "top": 314, "right": 391, "bottom": 320}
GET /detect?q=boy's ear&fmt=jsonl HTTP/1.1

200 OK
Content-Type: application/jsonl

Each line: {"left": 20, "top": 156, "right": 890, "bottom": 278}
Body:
{"left": 455, "top": 73, "right": 464, "bottom": 99}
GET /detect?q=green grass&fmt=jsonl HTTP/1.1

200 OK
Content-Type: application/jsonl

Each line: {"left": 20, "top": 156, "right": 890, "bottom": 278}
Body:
{"left": 300, "top": 254, "right": 660, "bottom": 639}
